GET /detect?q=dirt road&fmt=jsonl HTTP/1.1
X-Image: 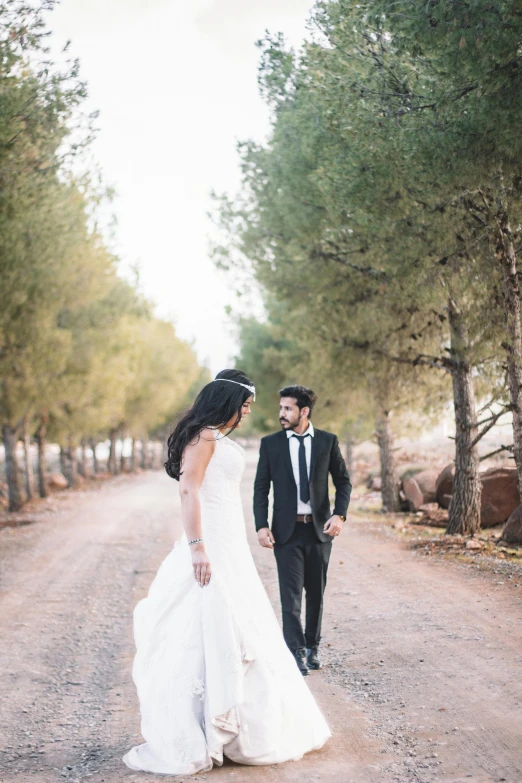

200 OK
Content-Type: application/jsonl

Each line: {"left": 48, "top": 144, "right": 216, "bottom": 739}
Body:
{"left": 1, "top": 450, "right": 521, "bottom": 783}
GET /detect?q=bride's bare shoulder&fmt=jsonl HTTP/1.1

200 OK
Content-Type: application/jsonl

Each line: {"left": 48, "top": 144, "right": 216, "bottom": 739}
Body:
{"left": 187, "top": 428, "right": 217, "bottom": 452}
{"left": 181, "top": 429, "right": 216, "bottom": 477}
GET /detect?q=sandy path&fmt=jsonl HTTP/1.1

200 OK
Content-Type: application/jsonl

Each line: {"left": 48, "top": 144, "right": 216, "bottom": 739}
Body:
{"left": 0, "top": 450, "right": 521, "bottom": 783}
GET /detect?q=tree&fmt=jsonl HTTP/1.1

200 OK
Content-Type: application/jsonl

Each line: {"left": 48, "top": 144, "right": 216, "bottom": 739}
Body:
{"left": 214, "top": 11, "right": 511, "bottom": 532}
{"left": 0, "top": 2, "right": 205, "bottom": 506}
{"left": 123, "top": 317, "right": 202, "bottom": 468}
{"left": 0, "top": 1, "right": 90, "bottom": 508}
{"left": 357, "top": 0, "right": 522, "bottom": 495}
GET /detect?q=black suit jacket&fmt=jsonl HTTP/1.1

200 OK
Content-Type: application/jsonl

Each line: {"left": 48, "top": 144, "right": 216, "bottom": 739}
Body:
{"left": 253, "top": 428, "right": 352, "bottom": 545}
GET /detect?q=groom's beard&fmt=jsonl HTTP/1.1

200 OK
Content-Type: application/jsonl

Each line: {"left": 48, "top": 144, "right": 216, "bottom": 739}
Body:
{"left": 280, "top": 417, "right": 298, "bottom": 430}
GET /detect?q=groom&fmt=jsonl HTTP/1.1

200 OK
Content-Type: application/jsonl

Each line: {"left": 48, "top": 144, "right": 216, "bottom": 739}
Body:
{"left": 253, "top": 385, "right": 352, "bottom": 676}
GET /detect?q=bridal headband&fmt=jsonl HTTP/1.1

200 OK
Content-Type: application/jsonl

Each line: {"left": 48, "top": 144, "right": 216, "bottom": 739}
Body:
{"left": 213, "top": 378, "right": 256, "bottom": 400}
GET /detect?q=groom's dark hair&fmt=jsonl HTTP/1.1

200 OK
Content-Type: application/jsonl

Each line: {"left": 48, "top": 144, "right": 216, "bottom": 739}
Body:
{"left": 279, "top": 385, "right": 317, "bottom": 418}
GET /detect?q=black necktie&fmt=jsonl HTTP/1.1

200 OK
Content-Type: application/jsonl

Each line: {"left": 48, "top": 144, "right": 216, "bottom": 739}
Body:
{"left": 292, "top": 434, "right": 310, "bottom": 504}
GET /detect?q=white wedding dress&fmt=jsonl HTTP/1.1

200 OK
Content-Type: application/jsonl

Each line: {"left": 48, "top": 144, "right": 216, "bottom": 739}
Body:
{"left": 123, "top": 430, "right": 331, "bottom": 775}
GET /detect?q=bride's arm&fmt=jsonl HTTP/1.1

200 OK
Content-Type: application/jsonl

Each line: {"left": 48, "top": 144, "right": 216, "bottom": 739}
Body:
{"left": 179, "top": 429, "right": 215, "bottom": 587}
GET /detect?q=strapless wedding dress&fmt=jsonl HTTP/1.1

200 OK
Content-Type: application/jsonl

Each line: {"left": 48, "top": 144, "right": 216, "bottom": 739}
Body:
{"left": 123, "top": 430, "right": 330, "bottom": 775}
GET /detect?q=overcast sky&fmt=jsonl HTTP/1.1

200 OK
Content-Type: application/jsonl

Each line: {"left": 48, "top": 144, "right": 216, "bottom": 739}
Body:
{"left": 49, "top": 0, "right": 313, "bottom": 374}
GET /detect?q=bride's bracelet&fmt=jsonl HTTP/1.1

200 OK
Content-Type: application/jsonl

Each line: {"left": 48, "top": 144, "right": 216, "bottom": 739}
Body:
{"left": 188, "top": 538, "right": 204, "bottom": 546}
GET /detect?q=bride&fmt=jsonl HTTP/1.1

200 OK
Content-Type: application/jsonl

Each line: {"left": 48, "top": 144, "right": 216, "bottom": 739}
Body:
{"left": 123, "top": 368, "right": 331, "bottom": 775}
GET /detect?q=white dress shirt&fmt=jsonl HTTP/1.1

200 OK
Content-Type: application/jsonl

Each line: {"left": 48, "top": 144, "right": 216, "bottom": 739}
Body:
{"left": 286, "top": 422, "right": 314, "bottom": 514}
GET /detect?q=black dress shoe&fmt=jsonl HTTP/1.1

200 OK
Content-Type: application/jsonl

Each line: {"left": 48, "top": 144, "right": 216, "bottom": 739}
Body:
{"left": 306, "top": 646, "right": 321, "bottom": 670}
{"left": 291, "top": 648, "right": 309, "bottom": 676}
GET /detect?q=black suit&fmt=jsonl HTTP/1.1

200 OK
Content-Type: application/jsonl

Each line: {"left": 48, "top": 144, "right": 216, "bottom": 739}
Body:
{"left": 253, "top": 428, "right": 351, "bottom": 651}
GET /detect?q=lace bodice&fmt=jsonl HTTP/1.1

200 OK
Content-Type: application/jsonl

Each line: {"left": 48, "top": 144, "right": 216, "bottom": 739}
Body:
{"left": 197, "top": 432, "right": 247, "bottom": 552}
{"left": 199, "top": 431, "right": 246, "bottom": 503}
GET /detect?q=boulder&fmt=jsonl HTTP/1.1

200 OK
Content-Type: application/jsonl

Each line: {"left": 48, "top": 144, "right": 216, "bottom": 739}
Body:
{"left": 480, "top": 467, "right": 520, "bottom": 528}
{"left": 435, "top": 464, "right": 519, "bottom": 525}
{"left": 501, "top": 504, "right": 522, "bottom": 544}
{"left": 465, "top": 538, "right": 484, "bottom": 550}
{"left": 47, "top": 473, "right": 68, "bottom": 490}
{"left": 402, "top": 477, "right": 423, "bottom": 511}
{"left": 436, "top": 464, "right": 455, "bottom": 509}
{"left": 416, "top": 503, "right": 449, "bottom": 527}
{"left": 402, "top": 469, "right": 438, "bottom": 511}
{"left": 414, "top": 469, "right": 438, "bottom": 500}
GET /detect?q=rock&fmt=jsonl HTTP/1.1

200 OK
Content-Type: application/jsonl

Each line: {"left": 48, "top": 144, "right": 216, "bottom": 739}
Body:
{"left": 414, "top": 469, "right": 438, "bottom": 500}
{"left": 465, "top": 538, "right": 483, "bottom": 550}
{"left": 402, "top": 477, "right": 423, "bottom": 511}
{"left": 435, "top": 465, "right": 519, "bottom": 527}
{"left": 368, "top": 476, "right": 382, "bottom": 492}
{"left": 436, "top": 464, "right": 455, "bottom": 509}
{"left": 47, "top": 473, "right": 68, "bottom": 490}
{"left": 501, "top": 503, "right": 522, "bottom": 544}
{"left": 415, "top": 506, "right": 449, "bottom": 527}
{"left": 403, "top": 470, "right": 438, "bottom": 511}
{"left": 480, "top": 467, "right": 520, "bottom": 528}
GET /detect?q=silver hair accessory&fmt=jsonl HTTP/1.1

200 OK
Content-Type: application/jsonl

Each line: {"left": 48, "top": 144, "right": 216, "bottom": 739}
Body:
{"left": 213, "top": 378, "right": 256, "bottom": 400}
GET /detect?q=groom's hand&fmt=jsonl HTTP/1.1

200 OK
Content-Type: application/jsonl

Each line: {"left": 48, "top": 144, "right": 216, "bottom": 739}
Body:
{"left": 324, "top": 515, "right": 343, "bottom": 537}
{"left": 258, "top": 527, "right": 275, "bottom": 549}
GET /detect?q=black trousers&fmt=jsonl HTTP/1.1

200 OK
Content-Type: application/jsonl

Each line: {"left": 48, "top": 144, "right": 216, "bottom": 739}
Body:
{"left": 274, "top": 522, "right": 332, "bottom": 651}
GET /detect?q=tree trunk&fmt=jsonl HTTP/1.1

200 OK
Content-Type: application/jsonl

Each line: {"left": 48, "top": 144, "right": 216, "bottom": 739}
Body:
{"left": 2, "top": 423, "right": 24, "bottom": 511}
{"left": 376, "top": 411, "right": 400, "bottom": 512}
{"left": 344, "top": 437, "right": 355, "bottom": 479}
{"left": 22, "top": 416, "right": 34, "bottom": 502}
{"left": 108, "top": 429, "right": 118, "bottom": 475}
{"left": 150, "top": 442, "right": 158, "bottom": 470}
{"left": 161, "top": 436, "right": 168, "bottom": 470}
{"left": 446, "top": 298, "right": 482, "bottom": 535}
{"left": 35, "top": 415, "right": 48, "bottom": 498}
{"left": 141, "top": 438, "right": 148, "bottom": 469}
{"left": 59, "top": 444, "right": 66, "bottom": 478}
{"left": 60, "top": 438, "right": 79, "bottom": 488}
{"left": 119, "top": 427, "right": 126, "bottom": 473}
{"left": 90, "top": 439, "right": 99, "bottom": 474}
{"left": 78, "top": 439, "right": 88, "bottom": 478}
{"left": 497, "top": 209, "right": 522, "bottom": 495}
{"left": 130, "top": 438, "right": 137, "bottom": 472}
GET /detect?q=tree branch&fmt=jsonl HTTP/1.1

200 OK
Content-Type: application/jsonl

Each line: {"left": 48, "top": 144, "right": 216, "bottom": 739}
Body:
{"left": 477, "top": 395, "right": 506, "bottom": 415}
{"left": 469, "top": 406, "right": 511, "bottom": 450}
{"left": 375, "top": 349, "right": 454, "bottom": 371}
{"left": 314, "top": 250, "right": 387, "bottom": 279}
{"left": 479, "top": 444, "right": 514, "bottom": 462}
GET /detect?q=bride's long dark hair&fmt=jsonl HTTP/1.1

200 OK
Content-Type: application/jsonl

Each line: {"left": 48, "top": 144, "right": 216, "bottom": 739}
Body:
{"left": 164, "top": 368, "right": 254, "bottom": 481}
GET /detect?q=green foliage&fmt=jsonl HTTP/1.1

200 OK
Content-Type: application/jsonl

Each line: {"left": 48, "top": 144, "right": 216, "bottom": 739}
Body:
{"left": 123, "top": 318, "right": 202, "bottom": 439}
{"left": 0, "top": 1, "right": 204, "bottom": 491}
{"left": 214, "top": 0, "right": 519, "bottom": 457}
